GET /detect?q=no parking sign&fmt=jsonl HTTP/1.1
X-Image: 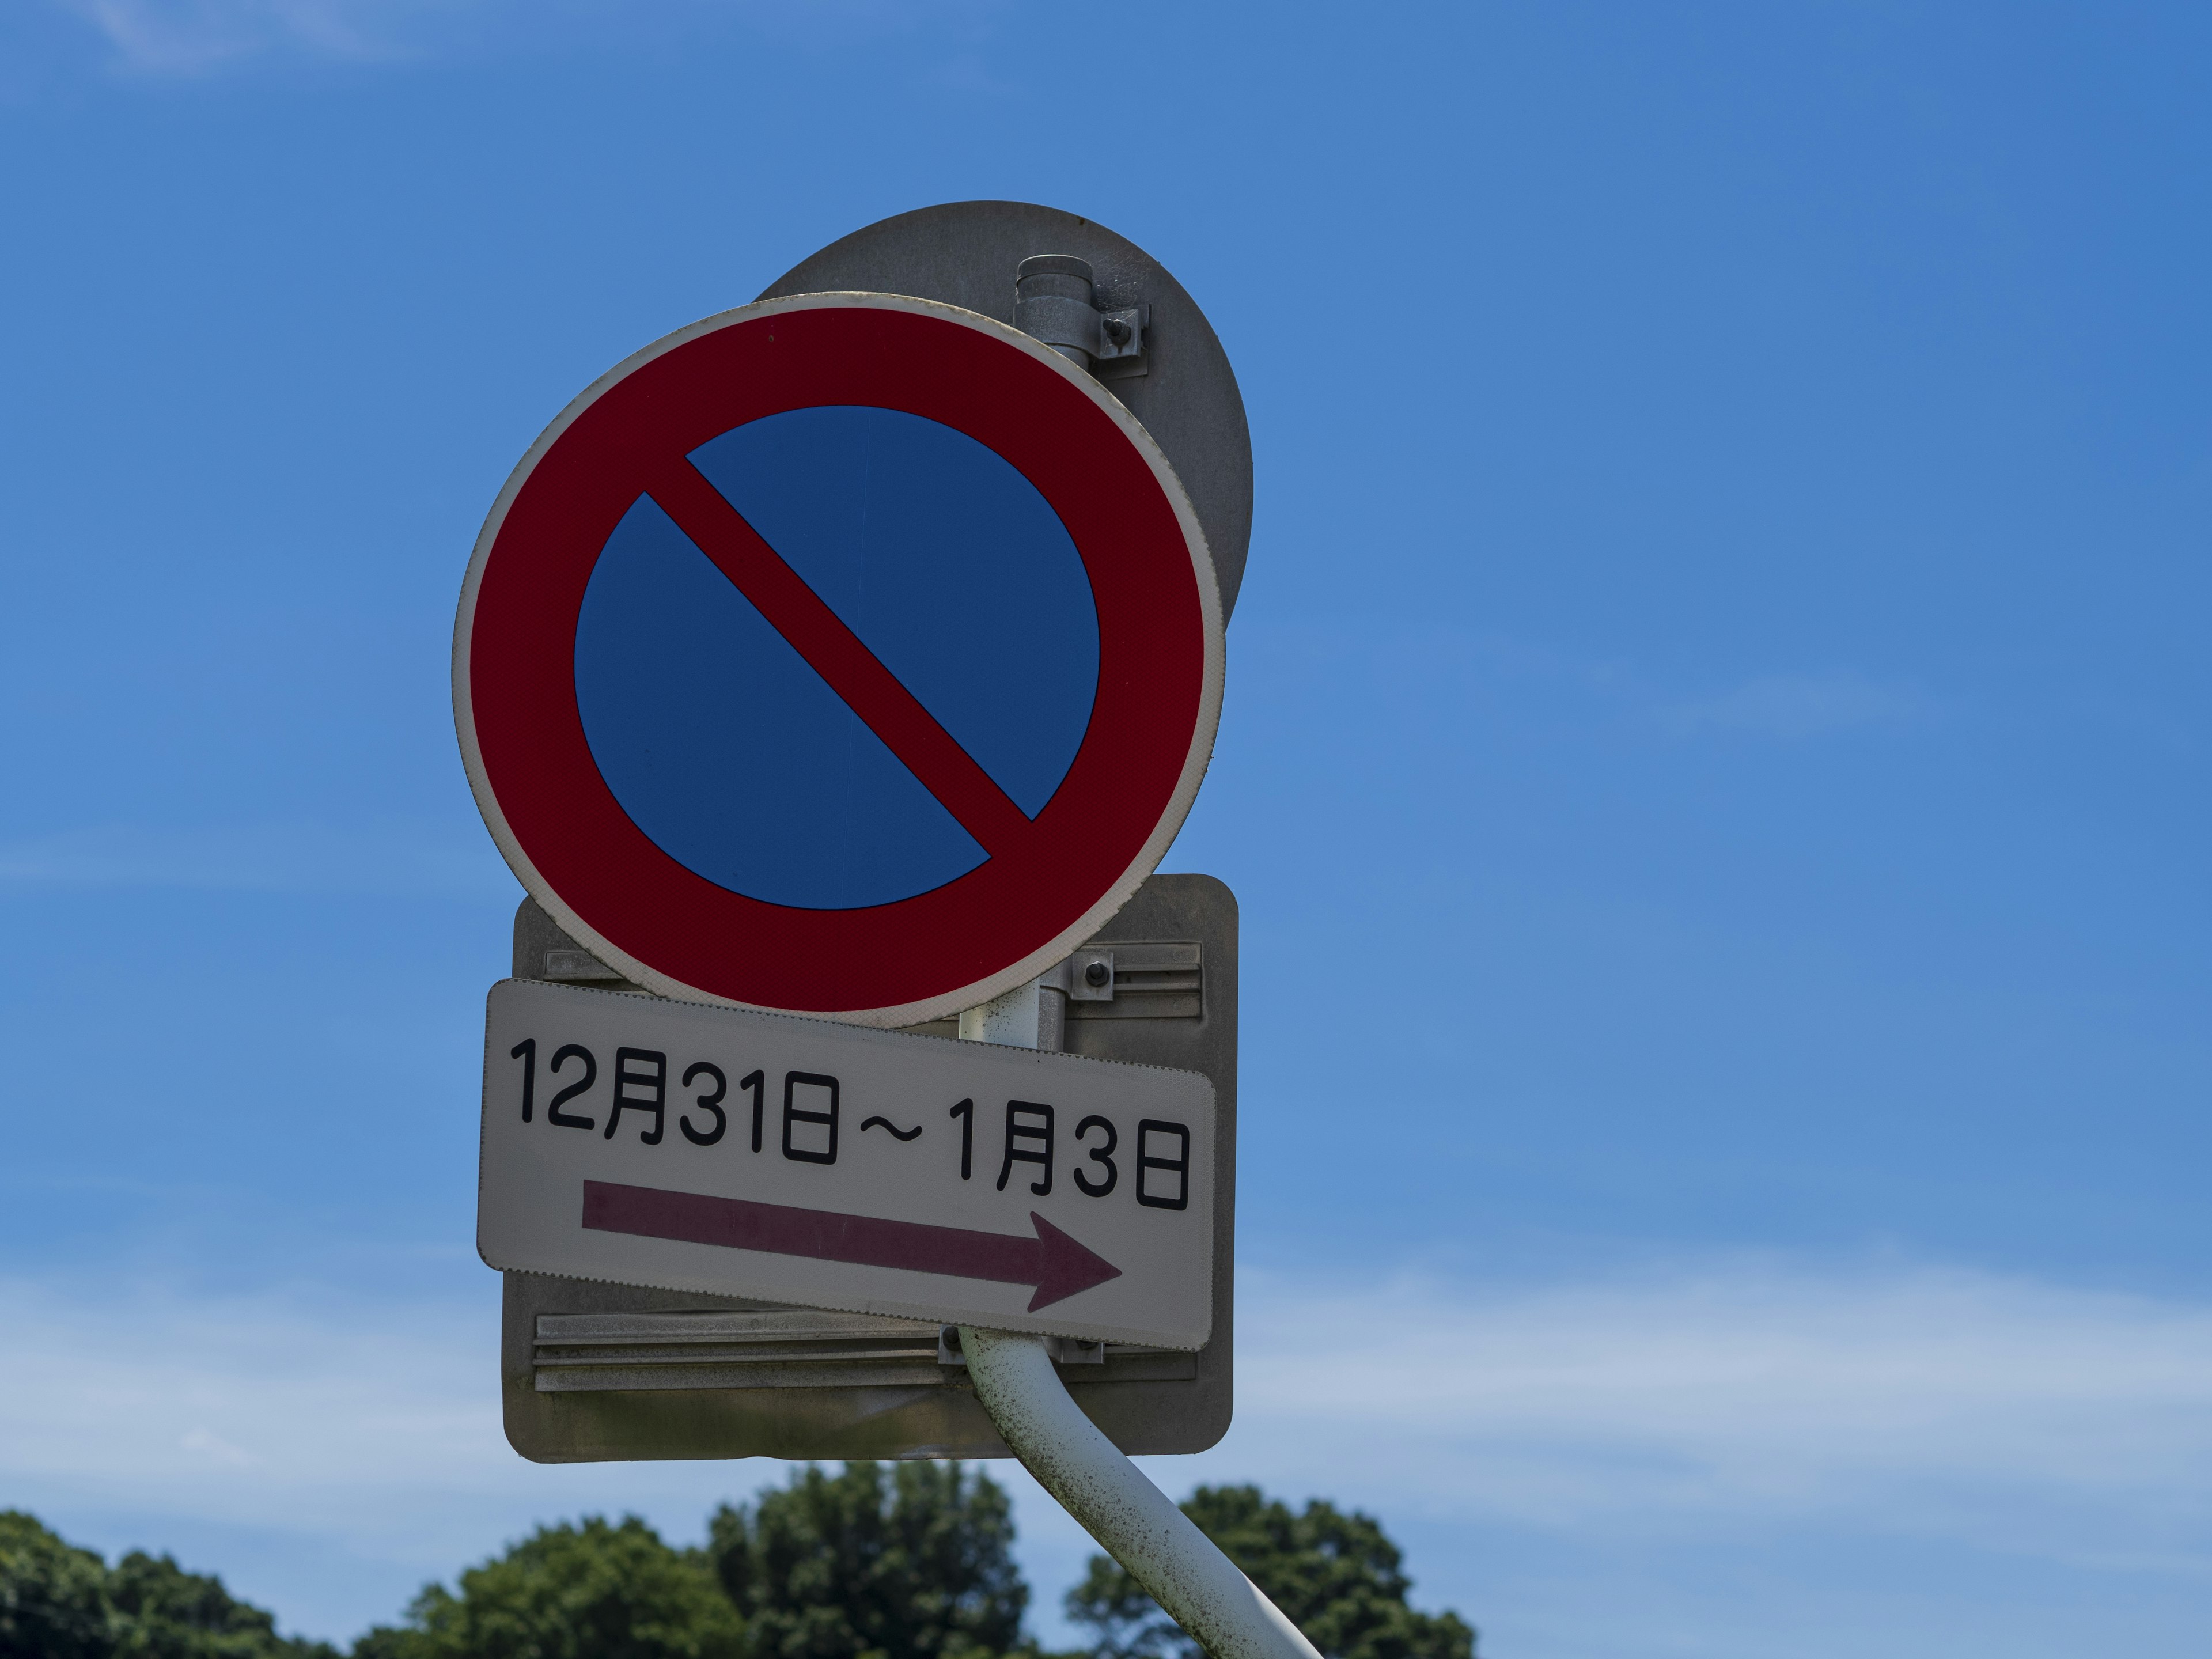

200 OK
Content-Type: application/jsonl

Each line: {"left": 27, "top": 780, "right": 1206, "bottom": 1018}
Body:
{"left": 455, "top": 292, "right": 1225, "bottom": 1025}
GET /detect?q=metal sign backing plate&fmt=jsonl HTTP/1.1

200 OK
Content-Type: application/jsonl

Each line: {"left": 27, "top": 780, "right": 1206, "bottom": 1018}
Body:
{"left": 500, "top": 873, "right": 1237, "bottom": 1463}
{"left": 761, "top": 200, "right": 1255, "bottom": 619}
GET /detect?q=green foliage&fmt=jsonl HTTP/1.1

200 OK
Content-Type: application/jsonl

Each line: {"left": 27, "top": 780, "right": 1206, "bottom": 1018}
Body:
{"left": 1064, "top": 1486, "right": 1474, "bottom": 1659}
{"left": 353, "top": 1516, "right": 741, "bottom": 1659}
{"left": 0, "top": 1511, "right": 335, "bottom": 1659}
{"left": 109, "top": 1550, "right": 339, "bottom": 1659}
{"left": 1, "top": 1510, "right": 114, "bottom": 1659}
{"left": 709, "top": 1463, "right": 1029, "bottom": 1659}
{"left": 6, "top": 1469, "right": 1482, "bottom": 1659}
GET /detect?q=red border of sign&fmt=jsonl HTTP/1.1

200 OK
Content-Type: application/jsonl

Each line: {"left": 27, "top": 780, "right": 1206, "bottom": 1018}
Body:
{"left": 454, "top": 294, "right": 1225, "bottom": 1025}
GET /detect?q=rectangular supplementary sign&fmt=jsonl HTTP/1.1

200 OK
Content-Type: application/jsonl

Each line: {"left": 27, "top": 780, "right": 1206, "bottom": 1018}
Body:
{"left": 479, "top": 979, "right": 1216, "bottom": 1349}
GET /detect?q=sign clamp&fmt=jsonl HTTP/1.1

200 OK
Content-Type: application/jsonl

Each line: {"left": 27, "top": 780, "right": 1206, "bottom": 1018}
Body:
{"left": 1014, "top": 253, "right": 1149, "bottom": 377}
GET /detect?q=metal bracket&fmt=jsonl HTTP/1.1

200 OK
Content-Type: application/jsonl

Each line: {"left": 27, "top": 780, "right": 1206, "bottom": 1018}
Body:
{"left": 543, "top": 948, "right": 624, "bottom": 983}
{"left": 1066, "top": 940, "right": 1201, "bottom": 1021}
{"left": 1040, "top": 948, "right": 1116, "bottom": 1002}
{"left": 1014, "top": 254, "right": 1149, "bottom": 380}
{"left": 940, "top": 1325, "right": 1107, "bottom": 1367}
{"left": 1068, "top": 948, "right": 1116, "bottom": 1001}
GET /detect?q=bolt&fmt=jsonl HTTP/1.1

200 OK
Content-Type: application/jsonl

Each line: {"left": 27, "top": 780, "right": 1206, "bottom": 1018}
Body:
{"left": 1102, "top": 317, "right": 1132, "bottom": 347}
{"left": 1084, "top": 961, "right": 1111, "bottom": 988}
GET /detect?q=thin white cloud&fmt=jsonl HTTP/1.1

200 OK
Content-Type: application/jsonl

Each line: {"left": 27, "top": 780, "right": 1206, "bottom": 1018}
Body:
{"left": 1656, "top": 673, "right": 1925, "bottom": 738}
{"left": 56, "top": 0, "right": 1009, "bottom": 76}
{"left": 1184, "top": 1264, "right": 2212, "bottom": 1574}
{"left": 178, "top": 1427, "right": 259, "bottom": 1468}
{"left": 0, "top": 819, "right": 512, "bottom": 896}
{"left": 62, "top": 0, "right": 402, "bottom": 73}
{"left": 1241, "top": 619, "right": 1930, "bottom": 747}
{"left": 5, "top": 1255, "right": 2210, "bottom": 1647}
{"left": 0, "top": 1274, "right": 777, "bottom": 1638}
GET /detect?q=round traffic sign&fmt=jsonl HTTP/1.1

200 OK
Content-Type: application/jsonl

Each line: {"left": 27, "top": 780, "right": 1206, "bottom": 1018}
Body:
{"left": 455, "top": 292, "right": 1225, "bottom": 1027}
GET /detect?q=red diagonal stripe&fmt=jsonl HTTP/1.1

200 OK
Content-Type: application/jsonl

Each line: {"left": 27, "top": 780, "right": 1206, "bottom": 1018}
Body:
{"left": 646, "top": 461, "right": 1032, "bottom": 858}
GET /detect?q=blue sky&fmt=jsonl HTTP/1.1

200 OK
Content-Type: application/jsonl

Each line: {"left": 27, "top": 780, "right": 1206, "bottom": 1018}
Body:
{"left": 2, "top": 2, "right": 2207, "bottom": 1656}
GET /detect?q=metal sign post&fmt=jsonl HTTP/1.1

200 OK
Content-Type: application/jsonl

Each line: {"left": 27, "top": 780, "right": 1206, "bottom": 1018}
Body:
{"left": 940, "top": 914, "right": 1313, "bottom": 1659}
{"left": 961, "top": 1328, "right": 1318, "bottom": 1659}
{"left": 456, "top": 202, "right": 1314, "bottom": 1659}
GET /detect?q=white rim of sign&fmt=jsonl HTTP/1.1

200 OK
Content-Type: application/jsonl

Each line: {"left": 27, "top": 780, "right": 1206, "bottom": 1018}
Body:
{"left": 453, "top": 291, "right": 1227, "bottom": 1028}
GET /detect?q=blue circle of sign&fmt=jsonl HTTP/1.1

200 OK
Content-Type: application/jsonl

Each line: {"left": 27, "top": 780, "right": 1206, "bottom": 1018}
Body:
{"left": 574, "top": 406, "right": 1101, "bottom": 910}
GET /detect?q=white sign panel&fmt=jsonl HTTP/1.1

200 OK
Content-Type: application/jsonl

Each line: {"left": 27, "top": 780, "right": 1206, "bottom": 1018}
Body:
{"left": 478, "top": 979, "right": 1215, "bottom": 1349}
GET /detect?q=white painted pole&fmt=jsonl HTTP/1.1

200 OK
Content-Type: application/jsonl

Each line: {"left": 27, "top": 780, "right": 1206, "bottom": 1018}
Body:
{"left": 960, "top": 1324, "right": 1321, "bottom": 1659}
{"left": 956, "top": 976, "right": 1321, "bottom": 1659}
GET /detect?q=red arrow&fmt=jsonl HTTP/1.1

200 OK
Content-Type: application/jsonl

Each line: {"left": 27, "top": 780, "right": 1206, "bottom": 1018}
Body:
{"left": 581, "top": 1180, "right": 1123, "bottom": 1312}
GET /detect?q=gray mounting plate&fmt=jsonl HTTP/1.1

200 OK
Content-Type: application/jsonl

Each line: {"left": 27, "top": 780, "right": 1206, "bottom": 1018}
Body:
{"left": 500, "top": 874, "right": 1237, "bottom": 1463}
{"left": 759, "top": 201, "right": 1255, "bottom": 621}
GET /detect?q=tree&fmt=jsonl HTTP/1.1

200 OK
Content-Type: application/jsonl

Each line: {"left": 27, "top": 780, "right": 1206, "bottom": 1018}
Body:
{"left": 0, "top": 1512, "right": 335, "bottom": 1659}
{"left": 1, "top": 1510, "right": 113, "bottom": 1659}
{"left": 1065, "top": 1486, "right": 1475, "bottom": 1659}
{"left": 109, "top": 1550, "right": 339, "bottom": 1659}
{"left": 709, "top": 1463, "right": 1030, "bottom": 1659}
{"left": 354, "top": 1516, "right": 742, "bottom": 1659}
